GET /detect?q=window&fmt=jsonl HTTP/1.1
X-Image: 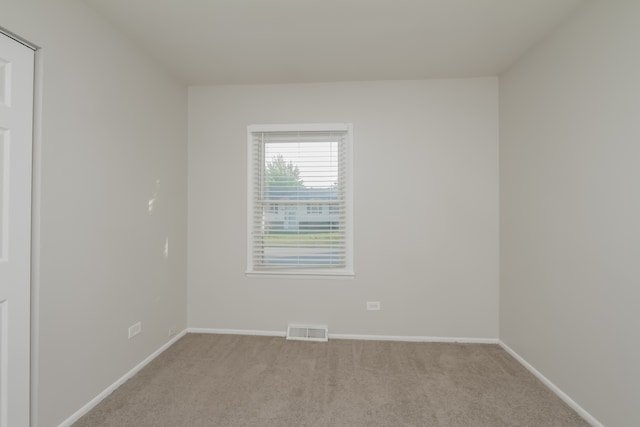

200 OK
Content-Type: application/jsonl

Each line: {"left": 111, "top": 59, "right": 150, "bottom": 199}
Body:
{"left": 247, "top": 124, "right": 353, "bottom": 277}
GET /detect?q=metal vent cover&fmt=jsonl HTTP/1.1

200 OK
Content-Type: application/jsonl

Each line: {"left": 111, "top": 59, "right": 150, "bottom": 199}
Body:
{"left": 286, "top": 324, "right": 328, "bottom": 342}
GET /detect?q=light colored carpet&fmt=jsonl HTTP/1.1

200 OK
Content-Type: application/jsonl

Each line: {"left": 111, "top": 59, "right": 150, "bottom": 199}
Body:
{"left": 73, "top": 333, "right": 589, "bottom": 426}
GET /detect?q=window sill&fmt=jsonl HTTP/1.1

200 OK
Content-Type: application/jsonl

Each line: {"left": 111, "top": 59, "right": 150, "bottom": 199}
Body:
{"left": 245, "top": 270, "right": 355, "bottom": 280}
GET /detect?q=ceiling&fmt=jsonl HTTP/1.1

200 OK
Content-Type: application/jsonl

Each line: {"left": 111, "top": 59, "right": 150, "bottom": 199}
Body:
{"left": 82, "top": 0, "right": 586, "bottom": 85}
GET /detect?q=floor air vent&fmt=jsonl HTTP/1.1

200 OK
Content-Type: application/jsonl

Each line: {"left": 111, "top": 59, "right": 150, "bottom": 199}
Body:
{"left": 286, "top": 324, "right": 328, "bottom": 342}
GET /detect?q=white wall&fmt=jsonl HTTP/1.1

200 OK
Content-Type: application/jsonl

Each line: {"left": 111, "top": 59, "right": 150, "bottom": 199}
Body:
{"left": 2, "top": 1, "right": 188, "bottom": 425}
{"left": 500, "top": 1, "right": 640, "bottom": 425}
{"left": 188, "top": 79, "right": 499, "bottom": 339}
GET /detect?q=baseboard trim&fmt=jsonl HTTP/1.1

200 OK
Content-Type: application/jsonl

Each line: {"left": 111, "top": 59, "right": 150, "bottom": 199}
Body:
{"left": 498, "top": 340, "right": 603, "bottom": 427}
{"left": 188, "top": 328, "right": 497, "bottom": 344}
{"left": 330, "top": 333, "right": 498, "bottom": 344}
{"left": 187, "top": 327, "right": 286, "bottom": 337}
{"left": 57, "top": 330, "right": 188, "bottom": 427}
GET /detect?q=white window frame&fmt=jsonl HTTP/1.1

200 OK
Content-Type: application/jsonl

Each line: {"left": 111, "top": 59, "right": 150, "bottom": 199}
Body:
{"left": 246, "top": 123, "right": 354, "bottom": 278}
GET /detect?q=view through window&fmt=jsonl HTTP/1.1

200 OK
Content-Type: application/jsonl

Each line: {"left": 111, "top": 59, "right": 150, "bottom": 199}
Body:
{"left": 248, "top": 124, "right": 353, "bottom": 276}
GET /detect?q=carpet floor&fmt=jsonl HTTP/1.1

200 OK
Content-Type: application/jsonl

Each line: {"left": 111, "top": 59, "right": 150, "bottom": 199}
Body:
{"left": 73, "top": 333, "right": 589, "bottom": 426}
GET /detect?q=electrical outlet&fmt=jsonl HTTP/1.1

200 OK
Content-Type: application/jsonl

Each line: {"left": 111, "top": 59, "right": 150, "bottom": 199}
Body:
{"left": 128, "top": 321, "right": 142, "bottom": 339}
{"left": 366, "top": 301, "right": 381, "bottom": 311}
{"left": 168, "top": 328, "right": 176, "bottom": 338}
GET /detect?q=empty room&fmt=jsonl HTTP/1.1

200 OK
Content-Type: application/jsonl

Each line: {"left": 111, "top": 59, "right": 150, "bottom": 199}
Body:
{"left": 1, "top": 0, "right": 638, "bottom": 426}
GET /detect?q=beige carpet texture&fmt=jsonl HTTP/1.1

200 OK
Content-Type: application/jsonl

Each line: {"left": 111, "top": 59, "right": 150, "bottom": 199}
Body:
{"left": 73, "top": 334, "right": 589, "bottom": 427}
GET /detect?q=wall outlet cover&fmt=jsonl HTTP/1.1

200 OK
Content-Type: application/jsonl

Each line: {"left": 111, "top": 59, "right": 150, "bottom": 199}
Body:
{"left": 128, "top": 321, "right": 142, "bottom": 339}
{"left": 367, "top": 301, "right": 381, "bottom": 311}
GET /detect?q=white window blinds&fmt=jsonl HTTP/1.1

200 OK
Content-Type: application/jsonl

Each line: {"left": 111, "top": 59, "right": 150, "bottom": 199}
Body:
{"left": 247, "top": 124, "right": 353, "bottom": 276}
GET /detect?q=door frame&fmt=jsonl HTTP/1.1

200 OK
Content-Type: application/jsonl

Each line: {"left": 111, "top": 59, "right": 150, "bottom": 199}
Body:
{"left": 0, "top": 26, "right": 41, "bottom": 427}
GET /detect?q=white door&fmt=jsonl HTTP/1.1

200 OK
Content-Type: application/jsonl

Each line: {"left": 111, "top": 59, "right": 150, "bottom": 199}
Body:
{"left": 0, "top": 33, "right": 34, "bottom": 427}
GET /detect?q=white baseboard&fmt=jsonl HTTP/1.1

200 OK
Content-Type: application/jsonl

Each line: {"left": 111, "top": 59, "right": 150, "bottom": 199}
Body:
{"left": 188, "top": 328, "right": 497, "bottom": 344}
{"left": 330, "top": 333, "right": 498, "bottom": 344}
{"left": 187, "top": 327, "right": 286, "bottom": 337}
{"left": 57, "top": 330, "right": 188, "bottom": 427}
{"left": 498, "top": 340, "right": 603, "bottom": 427}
